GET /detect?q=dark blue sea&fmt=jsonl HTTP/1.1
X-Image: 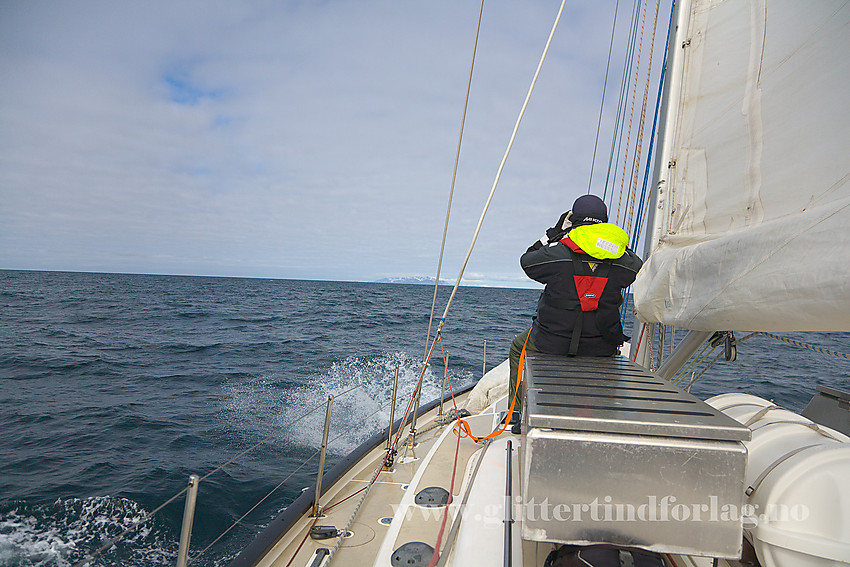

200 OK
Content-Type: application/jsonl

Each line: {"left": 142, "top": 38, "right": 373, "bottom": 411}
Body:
{"left": 1, "top": 270, "right": 848, "bottom": 566}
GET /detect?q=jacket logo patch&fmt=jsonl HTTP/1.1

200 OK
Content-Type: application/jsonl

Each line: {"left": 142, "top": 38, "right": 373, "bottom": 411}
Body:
{"left": 573, "top": 275, "right": 609, "bottom": 311}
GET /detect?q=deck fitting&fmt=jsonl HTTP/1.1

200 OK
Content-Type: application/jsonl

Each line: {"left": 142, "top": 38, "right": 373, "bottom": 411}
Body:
{"left": 414, "top": 486, "right": 450, "bottom": 507}
{"left": 391, "top": 541, "right": 436, "bottom": 567}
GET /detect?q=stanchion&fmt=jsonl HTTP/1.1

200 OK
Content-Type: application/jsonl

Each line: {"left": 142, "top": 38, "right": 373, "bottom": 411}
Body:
{"left": 176, "top": 474, "right": 200, "bottom": 567}
{"left": 386, "top": 365, "right": 399, "bottom": 449}
{"left": 384, "top": 366, "right": 400, "bottom": 471}
{"left": 311, "top": 395, "right": 334, "bottom": 517}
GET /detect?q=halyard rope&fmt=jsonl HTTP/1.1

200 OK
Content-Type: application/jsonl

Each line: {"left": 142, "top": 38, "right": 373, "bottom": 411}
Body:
{"left": 603, "top": 0, "right": 641, "bottom": 205}
{"left": 615, "top": 0, "right": 648, "bottom": 226}
{"left": 625, "top": 0, "right": 662, "bottom": 239}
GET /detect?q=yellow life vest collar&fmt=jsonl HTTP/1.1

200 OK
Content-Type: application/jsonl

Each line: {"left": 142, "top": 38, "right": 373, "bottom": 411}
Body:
{"left": 566, "top": 223, "right": 628, "bottom": 260}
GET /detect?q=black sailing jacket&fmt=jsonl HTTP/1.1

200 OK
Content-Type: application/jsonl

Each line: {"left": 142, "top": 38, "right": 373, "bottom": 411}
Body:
{"left": 520, "top": 228, "right": 643, "bottom": 356}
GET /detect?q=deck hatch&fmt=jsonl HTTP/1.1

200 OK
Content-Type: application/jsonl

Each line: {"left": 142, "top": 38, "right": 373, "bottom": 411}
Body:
{"left": 414, "top": 486, "right": 450, "bottom": 508}
{"left": 525, "top": 353, "right": 751, "bottom": 441}
{"left": 521, "top": 354, "right": 750, "bottom": 558}
{"left": 391, "top": 542, "right": 435, "bottom": 567}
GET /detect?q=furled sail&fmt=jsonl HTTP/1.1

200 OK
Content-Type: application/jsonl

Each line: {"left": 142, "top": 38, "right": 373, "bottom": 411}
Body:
{"left": 634, "top": 0, "right": 850, "bottom": 332}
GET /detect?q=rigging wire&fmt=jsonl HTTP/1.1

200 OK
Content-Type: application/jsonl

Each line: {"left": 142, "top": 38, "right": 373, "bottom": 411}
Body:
{"left": 630, "top": 1, "right": 674, "bottom": 249}
{"left": 603, "top": 0, "right": 641, "bottom": 206}
{"left": 437, "top": 0, "right": 568, "bottom": 331}
{"left": 625, "top": 0, "right": 663, "bottom": 239}
{"left": 587, "top": 0, "right": 622, "bottom": 194}
{"left": 615, "top": 0, "right": 648, "bottom": 225}
{"left": 758, "top": 332, "right": 850, "bottom": 360}
{"left": 425, "top": 0, "right": 485, "bottom": 361}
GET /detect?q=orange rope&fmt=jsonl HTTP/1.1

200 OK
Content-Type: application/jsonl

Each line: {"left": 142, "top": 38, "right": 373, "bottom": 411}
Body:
{"left": 455, "top": 330, "right": 529, "bottom": 442}
{"left": 423, "top": 331, "right": 527, "bottom": 565}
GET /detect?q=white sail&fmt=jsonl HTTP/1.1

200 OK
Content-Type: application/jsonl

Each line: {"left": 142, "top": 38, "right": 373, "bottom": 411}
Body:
{"left": 634, "top": 0, "right": 850, "bottom": 331}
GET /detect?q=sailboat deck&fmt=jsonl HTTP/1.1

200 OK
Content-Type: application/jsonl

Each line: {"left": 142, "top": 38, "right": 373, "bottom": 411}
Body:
{"left": 252, "top": 388, "right": 501, "bottom": 567}
{"left": 241, "top": 357, "right": 758, "bottom": 567}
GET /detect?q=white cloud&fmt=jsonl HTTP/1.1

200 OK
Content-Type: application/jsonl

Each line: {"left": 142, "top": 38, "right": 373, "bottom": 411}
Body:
{"left": 0, "top": 1, "right": 669, "bottom": 285}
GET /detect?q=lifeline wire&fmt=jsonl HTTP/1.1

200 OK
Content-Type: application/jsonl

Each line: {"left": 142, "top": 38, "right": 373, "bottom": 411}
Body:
{"left": 71, "top": 400, "right": 332, "bottom": 567}
{"left": 191, "top": 395, "right": 393, "bottom": 563}
{"left": 188, "top": 448, "right": 321, "bottom": 564}
{"left": 439, "top": 0, "right": 568, "bottom": 329}
{"left": 198, "top": 386, "right": 361, "bottom": 483}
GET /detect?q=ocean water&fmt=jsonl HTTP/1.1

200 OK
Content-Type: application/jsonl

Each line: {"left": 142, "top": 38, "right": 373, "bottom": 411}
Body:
{"left": 1, "top": 270, "right": 848, "bottom": 566}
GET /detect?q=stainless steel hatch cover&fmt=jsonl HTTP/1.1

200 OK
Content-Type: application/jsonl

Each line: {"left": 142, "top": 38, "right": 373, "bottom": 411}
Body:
{"left": 524, "top": 354, "right": 750, "bottom": 442}
{"left": 521, "top": 354, "right": 751, "bottom": 557}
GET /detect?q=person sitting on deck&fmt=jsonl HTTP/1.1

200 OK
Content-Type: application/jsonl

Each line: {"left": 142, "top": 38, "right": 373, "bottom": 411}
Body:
{"left": 509, "top": 194, "right": 643, "bottom": 410}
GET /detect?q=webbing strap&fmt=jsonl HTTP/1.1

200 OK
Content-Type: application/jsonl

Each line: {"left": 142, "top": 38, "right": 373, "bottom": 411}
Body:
{"left": 567, "top": 249, "right": 611, "bottom": 356}
{"left": 569, "top": 312, "right": 583, "bottom": 356}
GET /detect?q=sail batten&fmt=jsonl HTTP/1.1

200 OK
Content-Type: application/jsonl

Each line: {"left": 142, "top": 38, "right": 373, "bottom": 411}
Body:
{"left": 634, "top": 0, "right": 850, "bottom": 332}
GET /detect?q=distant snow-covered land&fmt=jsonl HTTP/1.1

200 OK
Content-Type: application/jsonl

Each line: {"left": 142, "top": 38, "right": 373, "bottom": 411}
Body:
{"left": 374, "top": 276, "right": 449, "bottom": 285}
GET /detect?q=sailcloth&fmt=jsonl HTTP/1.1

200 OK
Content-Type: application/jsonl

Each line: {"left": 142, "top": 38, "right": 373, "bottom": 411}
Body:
{"left": 634, "top": 0, "right": 850, "bottom": 332}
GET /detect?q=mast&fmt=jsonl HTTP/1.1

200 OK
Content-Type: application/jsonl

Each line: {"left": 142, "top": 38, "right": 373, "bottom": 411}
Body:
{"left": 632, "top": 0, "right": 697, "bottom": 369}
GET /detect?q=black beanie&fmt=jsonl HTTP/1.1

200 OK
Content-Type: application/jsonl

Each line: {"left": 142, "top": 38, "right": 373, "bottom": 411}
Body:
{"left": 570, "top": 195, "right": 608, "bottom": 227}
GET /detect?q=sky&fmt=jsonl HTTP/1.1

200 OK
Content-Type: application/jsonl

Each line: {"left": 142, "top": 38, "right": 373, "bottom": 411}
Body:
{"left": 1, "top": 1, "right": 670, "bottom": 287}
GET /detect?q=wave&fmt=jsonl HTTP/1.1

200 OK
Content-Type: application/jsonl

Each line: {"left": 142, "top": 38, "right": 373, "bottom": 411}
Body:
{"left": 221, "top": 351, "right": 474, "bottom": 457}
{"left": 0, "top": 496, "right": 176, "bottom": 567}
